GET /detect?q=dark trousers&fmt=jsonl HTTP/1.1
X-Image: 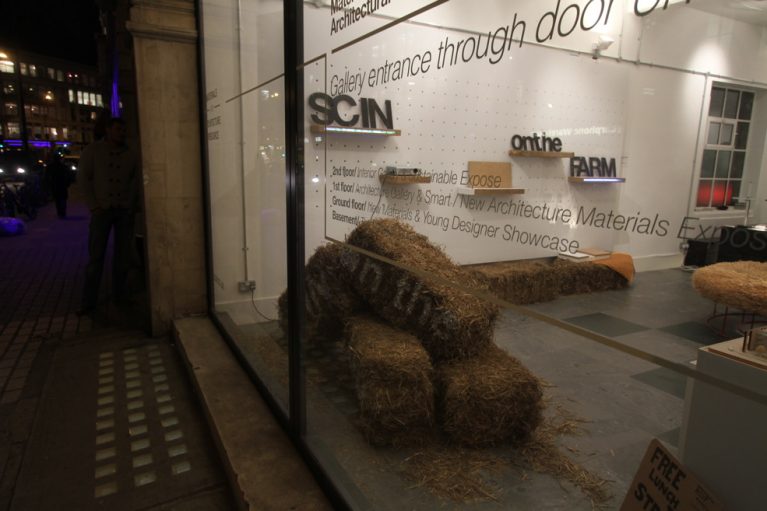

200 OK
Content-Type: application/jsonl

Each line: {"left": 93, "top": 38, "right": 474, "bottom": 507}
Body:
{"left": 54, "top": 196, "right": 67, "bottom": 218}
{"left": 81, "top": 208, "right": 135, "bottom": 310}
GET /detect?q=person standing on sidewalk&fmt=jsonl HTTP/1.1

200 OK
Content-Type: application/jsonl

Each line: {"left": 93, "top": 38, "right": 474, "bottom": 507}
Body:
{"left": 47, "top": 151, "right": 73, "bottom": 218}
{"left": 77, "top": 118, "right": 140, "bottom": 314}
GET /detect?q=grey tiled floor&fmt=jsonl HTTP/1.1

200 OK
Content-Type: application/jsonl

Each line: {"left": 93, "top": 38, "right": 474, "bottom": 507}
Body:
{"left": 230, "top": 267, "right": 730, "bottom": 510}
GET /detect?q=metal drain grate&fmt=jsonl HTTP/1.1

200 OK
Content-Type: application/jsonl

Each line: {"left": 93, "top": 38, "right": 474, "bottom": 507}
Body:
{"left": 93, "top": 345, "right": 192, "bottom": 498}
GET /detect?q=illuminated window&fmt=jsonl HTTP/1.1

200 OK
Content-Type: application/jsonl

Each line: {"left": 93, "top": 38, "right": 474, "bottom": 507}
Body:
{"left": 89, "top": 92, "right": 96, "bottom": 106}
{"left": 56, "top": 70, "right": 64, "bottom": 81}
{"left": 77, "top": 91, "right": 83, "bottom": 104}
{"left": 19, "top": 63, "right": 27, "bottom": 75}
{"left": 96, "top": 94, "right": 103, "bottom": 107}
{"left": 696, "top": 85, "right": 755, "bottom": 208}
{"left": 0, "top": 60, "right": 14, "bottom": 74}
{"left": 2, "top": 82, "right": 14, "bottom": 95}
{"left": 68, "top": 89, "right": 74, "bottom": 103}
{"left": 29, "top": 65, "right": 37, "bottom": 77}
{"left": 4, "top": 102, "right": 17, "bottom": 115}
{"left": 47, "top": 67, "right": 55, "bottom": 79}
{"left": 62, "top": 127, "right": 68, "bottom": 139}
{"left": 7, "top": 122, "right": 20, "bottom": 136}
{"left": 90, "top": 111, "right": 97, "bottom": 120}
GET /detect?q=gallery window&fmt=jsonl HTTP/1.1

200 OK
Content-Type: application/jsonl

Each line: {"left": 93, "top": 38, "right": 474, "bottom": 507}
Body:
{"left": 199, "top": 2, "right": 767, "bottom": 510}
{"left": 696, "top": 86, "right": 754, "bottom": 208}
{"left": 0, "top": 60, "right": 14, "bottom": 74}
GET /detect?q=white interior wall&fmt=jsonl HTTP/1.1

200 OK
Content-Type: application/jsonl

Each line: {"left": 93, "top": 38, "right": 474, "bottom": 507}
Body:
{"left": 202, "top": 0, "right": 247, "bottom": 306}
{"left": 240, "top": 1, "right": 288, "bottom": 305}
{"left": 302, "top": 1, "right": 767, "bottom": 265}
{"left": 202, "top": 0, "right": 767, "bottom": 313}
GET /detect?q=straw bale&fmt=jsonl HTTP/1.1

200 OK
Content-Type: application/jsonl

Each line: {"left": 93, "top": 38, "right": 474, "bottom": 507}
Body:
{"left": 277, "top": 243, "right": 363, "bottom": 341}
{"left": 341, "top": 219, "right": 499, "bottom": 362}
{"left": 346, "top": 315, "right": 435, "bottom": 446}
{"left": 469, "top": 260, "right": 559, "bottom": 304}
{"left": 693, "top": 261, "right": 767, "bottom": 315}
{"left": 437, "top": 345, "right": 543, "bottom": 446}
{"left": 551, "top": 259, "right": 628, "bottom": 296}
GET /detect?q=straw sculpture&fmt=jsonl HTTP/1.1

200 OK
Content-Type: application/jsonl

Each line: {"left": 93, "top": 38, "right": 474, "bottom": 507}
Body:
{"left": 278, "top": 243, "right": 362, "bottom": 342}
{"left": 470, "top": 258, "right": 628, "bottom": 305}
{"left": 552, "top": 259, "right": 629, "bottom": 296}
{"left": 346, "top": 315, "right": 435, "bottom": 446}
{"left": 469, "top": 260, "right": 558, "bottom": 304}
{"left": 437, "top": 345, "right": 543, "bottom": 446}
{"left": 340, "top": 218, "right": 499, "bottom": 362}
{"left": 278, "top": 219, "right": 543, "bottom": 446}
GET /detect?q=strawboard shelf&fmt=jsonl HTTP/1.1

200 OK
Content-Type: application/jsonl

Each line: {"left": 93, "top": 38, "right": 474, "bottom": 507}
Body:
{"left": 310, "top": 124, "right": 401, "bottom": 136}
{"left": 457, "top": 187, "right": 525, "bottom": 195}
{"left": 568, "top": 176, "right": 626, "bottom": 183}
{"left": 509, "top": 150, "right": 575, "bottom": 158}
{"left": 379, "top": 175, "right": 431, "bottom": 184}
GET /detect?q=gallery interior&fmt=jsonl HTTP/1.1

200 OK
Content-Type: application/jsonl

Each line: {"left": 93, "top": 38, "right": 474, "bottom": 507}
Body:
{"left": 199, "top": 1, "right": 767, "bottom": 509}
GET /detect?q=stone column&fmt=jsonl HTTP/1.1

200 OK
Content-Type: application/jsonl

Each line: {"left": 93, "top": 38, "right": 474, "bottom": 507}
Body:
{"left": 127, "top": 0, "right": 207, "bottom": 335}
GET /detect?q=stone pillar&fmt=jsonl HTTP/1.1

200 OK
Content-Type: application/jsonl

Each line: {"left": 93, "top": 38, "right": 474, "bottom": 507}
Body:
{"left": 127, "top": 0, "right": 207, "bottom": 335}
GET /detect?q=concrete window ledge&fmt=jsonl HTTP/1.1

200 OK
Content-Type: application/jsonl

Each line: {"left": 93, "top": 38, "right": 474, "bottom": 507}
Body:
{"left": 173, "top": 317, "right": 332, "bottom": 511}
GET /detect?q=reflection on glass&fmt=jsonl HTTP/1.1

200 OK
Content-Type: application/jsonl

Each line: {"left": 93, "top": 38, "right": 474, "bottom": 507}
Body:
{"left": 707, "top": 122, "right": 720, "bottom": 145}
{"left": 730, "top": 151, "right": 745, "bottom": 179}
{"left": 735, "top": 122, "right": 749, "bottom": 149}
{"left": 739, "top": 91, "right": 754, "bottom": 119}
{"left": 724, "top": 89, "right": 739, "bottom": 118}
{"left": 700, "top": 149, "right": 716, "bottom": 178}
{"left": 708, "top": 87, "right": 724, "bottom": 116}
{"left": 715, "top": 150, "right": 731, "bottom": 178}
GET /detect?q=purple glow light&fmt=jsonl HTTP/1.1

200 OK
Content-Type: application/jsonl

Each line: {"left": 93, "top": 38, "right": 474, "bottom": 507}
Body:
{"left": 111, "top": 79, "right": 120, "bottom": 117}
{"left": 30, "top": 141, "right": 51, "bottom": 148}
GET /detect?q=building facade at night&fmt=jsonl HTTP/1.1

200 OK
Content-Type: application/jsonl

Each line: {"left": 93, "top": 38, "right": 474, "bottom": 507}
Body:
{"left": 0, "top": 48, "right": 105, "bottom": 159}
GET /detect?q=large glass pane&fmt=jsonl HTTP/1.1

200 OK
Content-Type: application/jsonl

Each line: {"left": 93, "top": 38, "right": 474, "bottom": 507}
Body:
{"left": 726, "top": 180, "right": 741, "bottom": 205}
{"left": 296, "top": 2, "right": 767, "bottom": 511}
{"left": 697, "top": 180, "right": 712, "bottom": 207}
{"left": 739, "top": 91, "right": 754, "bottom": 120}
{"left": 201, "top": 0, "right": 289, "bottom": 412}
{"left": 735, "top": 121, "right": 750, "bottom": 150}
{"left": 715, "top": 150, "right": 731, "bottom": 178}
{"left": 708, "top": 87, "right": 725, "bottom": 116}
{"left": 719, "top": 123, "right": 733, "bottom": 145}
{"left": 724, "top": 89, "right": 739, "bottom": 118}
{"left": 711, "top": 180, "right": 728, "bottom": 206}
{"left": 700, "top": 149, "right": 716, "bottom": 178}
{"left": 707, "top": 122, "right": 720, "bottom": 145}
{"left": 730, "top": 151, "right": 745, "bottom": 179}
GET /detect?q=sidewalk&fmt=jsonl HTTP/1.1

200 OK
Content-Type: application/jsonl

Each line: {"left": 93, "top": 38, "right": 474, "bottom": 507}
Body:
{"left": 0, "top": 193, "right": 233, "bottom": 510}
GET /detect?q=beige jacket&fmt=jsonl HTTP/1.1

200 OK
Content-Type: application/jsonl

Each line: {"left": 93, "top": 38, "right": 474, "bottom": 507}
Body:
{"left": 77, "top": 140, "right": 139, "bottom": 211}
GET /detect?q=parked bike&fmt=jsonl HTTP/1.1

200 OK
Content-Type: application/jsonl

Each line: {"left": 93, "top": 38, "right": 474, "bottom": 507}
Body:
{"left": 0, "top": 181, "right": 37, "bottom": 220}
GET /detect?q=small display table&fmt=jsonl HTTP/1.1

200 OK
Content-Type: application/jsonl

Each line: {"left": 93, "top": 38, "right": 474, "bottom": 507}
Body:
{"left": 679, "top": 339, "right": 767, "bottom": 510}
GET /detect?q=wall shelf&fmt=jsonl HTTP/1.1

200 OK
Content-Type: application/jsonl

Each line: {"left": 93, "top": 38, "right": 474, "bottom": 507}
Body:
{"left": 568, "top": 176, "right": 625, "bottom": 183}
{"left": 311, "top": 124, "right": 401, "bottom": 136}
{"left": 456, "top": 187, "right": 525, "bottom": 195}
{"left": 379, "top": 175, "right": 431, "bottom": 184}
{"left": 509, "top": 150, "right": 575, "bottom": 158}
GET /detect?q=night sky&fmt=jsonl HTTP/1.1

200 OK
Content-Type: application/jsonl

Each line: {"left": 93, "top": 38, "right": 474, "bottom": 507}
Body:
{"left": 0, "top": 0, "right": 101, "bottom": 65}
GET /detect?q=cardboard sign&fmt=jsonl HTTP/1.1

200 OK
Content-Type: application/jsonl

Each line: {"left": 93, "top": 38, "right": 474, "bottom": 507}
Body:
{"left": 467, "top": 161, "right": 512, "bottom": 188}
{"left": 621, "top": 439, "right": 724, "bottom": 511}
